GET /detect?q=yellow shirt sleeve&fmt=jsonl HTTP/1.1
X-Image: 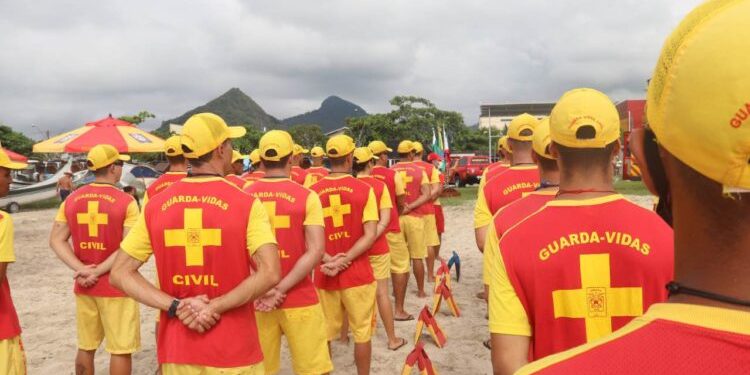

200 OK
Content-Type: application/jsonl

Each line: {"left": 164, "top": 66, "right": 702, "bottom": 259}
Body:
{"left": 379, "top": 186, "right": 393, "bottom": 210}
{"left": 120, "top": 211, "right": 153, "bottom": 262}
{"left": 0, "top": 213, "right": 15, "bottom": 263}
{"left": 142, "top": 191, "right": 150, "bottom": 208}
{"left": 124, "top": 200, "right": 139, "bottom": 228}
{"left": 420, "top": 171, "right": 429, "bottom": 186}
{"left": 486, "top": 226, "right": 531, "bottom": 336}
{"left": 479, "top": 168, "right": 488, "bottom": 190}
{"left": 302, "top": 173, "right": 314, "bottom": 188}
{"left": 430, "top": 168, "right": 440, "bottom": 184}
{"left": 474, "top": 186, "right": 492, "bottom": 228}
{"left": 394, "top": 172, "right": 406, "bottom": 196}
{"left": 246, "top": 198, "right": 278, "bottom": 256}
{"left": 54, "top": 201, "right": 67, "bottom": 223}
{"left": 303, "top": 192, "right": 324, "bottom": 226}
{"left": 362, "top": 188, "right": 379, "bottom": 223}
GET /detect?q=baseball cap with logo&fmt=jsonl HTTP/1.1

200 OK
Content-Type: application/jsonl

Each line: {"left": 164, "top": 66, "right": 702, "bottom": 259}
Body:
{"left": 293, "top": 144, "right": 309, "bottom": 156}
{"left": 259, "top": 130, "right": 294, "bottom": 161}
{"left": 368, "top": 140, "right": 393, "bottom": 155}
{"left": 533, "top": 118, "right": 555, "bottom": 160}
{"left": 87, "top": 144, "right": 130, "bottom": 170}
{"left": 413, "top": 141, "right": 425, "bottom": 153}
{"left": 310, "top": 146, "right": 326, "bottom": 158}
{"left": 498, "top": 135, "right": 512, "bottom": 154}
{"left": 397, "top": 140, "right": 414, "bottom": 154}
{"left": 549, "top": 88, "right": 620, "bottom": 149}
{"left": 353, "top": 147, "right": 377, "bottom": 164}
{"left": 507, "top": 113, "right": 540, "bottom": 141}
{"left": 231, "top": 150, "right": 246, "bottom": 164}
{"left": 249, "top": 149, "right": 261, "bottom": 165}
{"left": 180, "top": 113, "right": 246, "bottom": 159}
{"left": 648, "top": 0, "right": 750, "bottom": 190}
{"left": 163, "top": 135, "right": 183, "bottom": 157}
{"left": 326, "top": 135, "right": 356, "bottom": 158}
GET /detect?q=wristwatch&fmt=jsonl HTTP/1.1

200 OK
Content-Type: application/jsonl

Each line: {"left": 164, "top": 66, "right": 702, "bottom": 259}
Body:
{"left": 167, "top": 299, "right": 180, "bottom": 318}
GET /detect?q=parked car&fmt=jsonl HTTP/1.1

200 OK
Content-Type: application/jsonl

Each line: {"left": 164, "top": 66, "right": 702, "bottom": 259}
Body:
{"left": 448, "top": 156, "right": 491, "bottom": 187}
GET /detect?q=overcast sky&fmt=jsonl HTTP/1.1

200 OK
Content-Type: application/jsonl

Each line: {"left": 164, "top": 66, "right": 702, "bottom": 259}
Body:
{"left": 0, "top": 0, "right": 703, "bottom": 138}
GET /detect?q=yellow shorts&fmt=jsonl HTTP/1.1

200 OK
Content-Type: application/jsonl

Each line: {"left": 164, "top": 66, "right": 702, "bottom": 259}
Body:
{"left": 369, "top": 254, "right": 391, "bottom": 280}
{"left": 318, "top": 282, "right": 377, "bottom": 343}
{"left": 423, "top": 214, "right": 441, "bottom": 247}
{"left": 0, "top": 336, "right": 26, "bottom": 375}
{"left": 161, "top": 363, "right": 264, "bottom": 375}
{"left": 400, "top": 215, "right": 426, "bottom": 259}
{"left": 386, "top": 231, "right": 410, "bottom": 274}
{"left": 255, "top": 304, "right": 333, "bottom": 375}
{"left": 75, "top": 295, "right": 140, "bottom": 354}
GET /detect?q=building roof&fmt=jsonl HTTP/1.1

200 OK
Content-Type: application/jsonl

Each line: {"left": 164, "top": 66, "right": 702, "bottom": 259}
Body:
{"left": 480, "top": 102, "right": 556, "bottom": 117}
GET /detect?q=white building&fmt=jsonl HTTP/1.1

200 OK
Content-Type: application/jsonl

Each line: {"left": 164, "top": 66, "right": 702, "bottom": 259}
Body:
{"left": 479, "top": 103, "right": 555, "bottom": 131}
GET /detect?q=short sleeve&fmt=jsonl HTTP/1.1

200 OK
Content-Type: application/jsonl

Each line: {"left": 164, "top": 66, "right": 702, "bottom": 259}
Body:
{"left": 479, "top": 169, "right": 488, "bottom": 189}
{"left": 55, "top": 201, "right": 67, "bottom": 223}
{"left": 430, "top": 168, "right": 440, "bottom": 184}
{"left": 303, "top": 174, "right": 314, "bottom": 188}
{"left": 124, "top": 200, "right": 140, "bottom": 228}
{"left": 0, "top": 214, "right": 15, "bottom": 263}
{"left": 394, "top": 172, "right": 406, "bottom": 196}
{"left": 246, "top": 198, "right": 278, "bottom": 256}
{"left": 120, "top": 212, "right": 153, "bottom": 262}
{"left": 379, "top": 186, "right": 393, "bottom": 210}
{"left": 474, "top": 186, "right": 492, "bottom": 228}
{"left": 362, "top": 188, "right": 379, "bottom": 223}
{"left": 486, "top": 227, "right": 531, "bottom": 336}
{"left": 420, "top": 171, "right": 429, "bottom": 186}
{"left": 141, "top": 191, "right": 150, "bottom": 208}
{"left": 303, "top": 192, "right": 324, "bottom": 226}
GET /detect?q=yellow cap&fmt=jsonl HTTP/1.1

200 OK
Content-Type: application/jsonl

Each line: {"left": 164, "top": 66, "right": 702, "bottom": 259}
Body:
{"left": 532, "top": 118, "right": 555, "bottom": 160}
{"left": 163, "top": 135, "right": 183, "bottom": 157}
{"left": 498, "top": 135, "right": 512, "bottom": 154}
{"left": 507, "top": 113, "right": 540, "bottom": 141}
{"left": 326, "top": 135, "right": 355, "bottom": 158}
{"left": 293, "top": 144, "right": 309, "bottom": 156}
{"left": 249, "top": 149, "right": 261, "bottom": 165}
{"left": 368, "top": 140, "right": 392, "bottom": 154}
{"left": 180, "top": 113, "right": 246, "bottom": 159}
{"left": 413, "top": 141, "right": 424, "bottom": 153}
{"left": 86, "top": 144, "right": 130, "bottom": 170}
{"left": 397, "top": 140, "right": 414, "bottom": 154}
{"left": 310, "top": 146, "right": 325, "bottom": 158}
{"left": 0, "top": 147, "right": 27, "bottom": 170}
{"left": 259, "top": 130, "right": 294, "bottom": 161}
{"left": 231, "top": 150, "right": 246, "bottom": 164}
{"left": 353, "top": 147, "right": 377, "bottom": 164}
{"left": 648, "top": 0, "right": 750, "bottom": 189}
{"left": 549, "top": 88, "right": 620, "bottom": 148}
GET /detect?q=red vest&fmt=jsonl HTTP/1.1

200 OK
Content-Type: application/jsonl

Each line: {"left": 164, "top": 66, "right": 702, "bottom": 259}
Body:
{"left": 496, "top": 196, "right": 673, "bottom": 360}
{"left": 495, "top": 190, "right": 557, "bottom": 236}
{"left": 0, "top": 213, "right": 20, "bottom": 340}
{"left": 483, "top": 166, "right": 540, "bottom": 214}
{"left": 358, "top": 176, "right": 389, "bottom": 256}
{"left": 372, "top": 166, "right": 401, "bottom": 233}
{"left": 485, "top": 162, "right": 510, "bottom": 182}
{"left": 146, "top": 172, "right": 187, "bottom": 200}
{"left": 65, "top": 183, "right": 134, "bottom": 297}
{"left": 242, "top": 170, "right": 265, "bottom": 182}
{"left": 306, "top": 167, "right": 329, "bottom": 186}
{"left": 225, "top": 174, "right": 246, "bottom": 189}
{"left": 310, "top": 176, "right": 375, "bottom": 290}
{"left": 244, "top": 179, "right": 319, "bottom": 309}
{"left": 413, "top": 160, "right": 436, "bottom": 215}
{"left": 391, "top": 162, "right": 430, "bottom": 216}
{"left": 144, "top": 179, "right": 263, "bottom": 367}
{"left": 290, "top": 166, "right": 308, "bottom": 185}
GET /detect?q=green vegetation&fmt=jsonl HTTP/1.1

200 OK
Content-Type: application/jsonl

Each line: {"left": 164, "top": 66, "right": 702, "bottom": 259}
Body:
{"left": 0, "top": 125, "right": 35, "bottom": 155}
{"left": 440, "top": 186, "right": 479, "bottom": 206}
{"left": 288, "top": 124, "right": 327, "bottom": 149}
{"left": 614, "top": 179, "right": 650, "bottom": 196}
{"left": 21, "top": 197, "right": 61, "bottom": 211}
{"left": 119, "top": 111, "right": 155, "bottom": 125}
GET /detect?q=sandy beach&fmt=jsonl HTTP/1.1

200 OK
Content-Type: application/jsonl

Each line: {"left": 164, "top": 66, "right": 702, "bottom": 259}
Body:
{"left": 7, "top": 194, "right": 653, "bottom": 374}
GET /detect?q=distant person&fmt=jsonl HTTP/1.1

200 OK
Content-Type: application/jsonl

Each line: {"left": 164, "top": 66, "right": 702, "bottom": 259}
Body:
{"left": 427, "top": 152, "right": 446, "bottom": 268}
{"left": 57, "top": 171, "right": 73, "bottom": 201}
{"left": 143, "top": 135, "right": 188, "bottom": 207}
{"left": 303, "top": 146, "right": 329, "bottom": 187}
{"left": 241, "top": 149, "right": 266, "bottom": 187}
{"left": 411, "top": 142, "right": 442, "bottom": 282}
{"left": 225, "top": 150, "right": 247, "bottom": 188}
{"left": 480, "top": 135, "right": 513, "bottom": 189}
{"left": 487, "top": 89, "right": 673, "bottom": 374}
{"left": 48, "top": 144, "right": 141, "bottom": 375}
{"left": 0, "top": 148, "right": 29, "bottom": 374}
{"left": 290, "top": 144, "right": 309, "bottom": 185}
{"left": 516, "top": 2, "right": 750, "bottom": 373}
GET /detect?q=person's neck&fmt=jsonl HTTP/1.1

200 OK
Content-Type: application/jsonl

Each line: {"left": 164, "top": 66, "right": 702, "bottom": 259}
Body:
{"left": 358, "top": 170, "right": 371, "bottom": 177}
{"left": 539, "top": 169, "right": 560, "bottom": 186}
{"left": 264, "top": 168, "right": 289, "bottom": 178}
{"left": 191, "top": 162, "right": 224, "bottom": 177}
{"left": 511, "top": 152, "right": 534, "bottom": 166}
{"left": 93, "top": 177, "right": 117, "bottom": 185}
{"left": 312, "top": 163, "right": 324, "bottom": 168}
{"left": 669, "top": 199, "right": 750, "bottom": 312}
{"left": 557, "top": 171, "right": 615, "bottom": 200}
{"left": 169, "top": 163, "right": 188, "bottom": 173}
{"left": 330, "top": 168, "right": 350, "bottom": 175}
{"left": 399, "top": 158, "right": 411, "bottom": 163}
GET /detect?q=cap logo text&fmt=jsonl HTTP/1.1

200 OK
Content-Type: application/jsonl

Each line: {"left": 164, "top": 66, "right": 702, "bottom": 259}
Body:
{"left": 730, "top": 102, "right": 750, "bottom": 128}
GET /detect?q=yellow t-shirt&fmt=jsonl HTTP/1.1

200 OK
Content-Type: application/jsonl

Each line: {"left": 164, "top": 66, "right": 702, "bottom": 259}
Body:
{"left": 394, "top": 172, "right": 406, "bottom": 196}
{"left": 0, "top": 212, "right": 15, "bottom": 264}
{"left": 474, "top": 188, "right": 492, "bottom": 228}
{"left": 485, "top": 224, "right": 531, "bottom": 336}
{"left": 379, "top": 185, "right": 393, "bottom": 210}
{"left": 303, "top": 192, "right": 325, "bottom": 226}
{"left": 121, "top": 198, "right": 277, "bottom": 262}
{"left": 363, "top": 188, "right": 379, "bottom": 223}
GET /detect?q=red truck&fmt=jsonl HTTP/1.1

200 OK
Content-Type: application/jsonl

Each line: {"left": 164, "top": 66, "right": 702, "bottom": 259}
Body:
{"left": 448, "top": 155, "right": 491, "bottom": 187}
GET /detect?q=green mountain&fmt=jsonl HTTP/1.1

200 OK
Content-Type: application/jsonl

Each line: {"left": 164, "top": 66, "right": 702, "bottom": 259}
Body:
{"left": 282, "top": 96, "right": 367, "bottom": 133}
{"left": 160, "top": 88, "right": 281, "bottom": 130}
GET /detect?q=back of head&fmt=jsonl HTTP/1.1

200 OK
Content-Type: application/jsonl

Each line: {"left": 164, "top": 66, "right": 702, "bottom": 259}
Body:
{"left": 532, "top": 118, "right": 558, "bottom": 172}
{"left": 259, "top": 130, "right": 294, "bottom": 170}
{"left": 507, "top": 113, "right": 539, "bottom": 160}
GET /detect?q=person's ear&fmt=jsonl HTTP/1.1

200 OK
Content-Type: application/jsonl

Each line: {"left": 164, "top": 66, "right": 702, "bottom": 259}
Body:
{"left": 549, "top": 142, "right": 560, "bottom": 159}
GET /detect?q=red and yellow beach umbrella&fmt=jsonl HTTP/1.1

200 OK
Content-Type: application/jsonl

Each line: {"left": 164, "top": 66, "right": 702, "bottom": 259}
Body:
{"left": 32, "top": 115, "right": 165, "bottom": 153}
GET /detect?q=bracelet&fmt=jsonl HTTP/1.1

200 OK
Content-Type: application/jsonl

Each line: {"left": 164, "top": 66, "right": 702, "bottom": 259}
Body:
{"left": 167, "top": 299, "right": 180, "bottom": 318}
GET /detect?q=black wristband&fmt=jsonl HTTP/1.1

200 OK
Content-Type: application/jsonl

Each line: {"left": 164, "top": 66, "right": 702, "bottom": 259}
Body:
{"left": 167, "top": 299, "right": 180, "bottom": 318}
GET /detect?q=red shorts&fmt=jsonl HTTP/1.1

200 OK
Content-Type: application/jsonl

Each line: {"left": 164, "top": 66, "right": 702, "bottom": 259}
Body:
{"left": 435, "top": 205, "right": 445, "bottom": 234}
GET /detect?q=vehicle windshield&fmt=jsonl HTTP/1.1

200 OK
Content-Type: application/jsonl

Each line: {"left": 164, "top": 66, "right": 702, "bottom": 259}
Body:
{"left": 472, "top": 158, "right": 488, "bottom": 164}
